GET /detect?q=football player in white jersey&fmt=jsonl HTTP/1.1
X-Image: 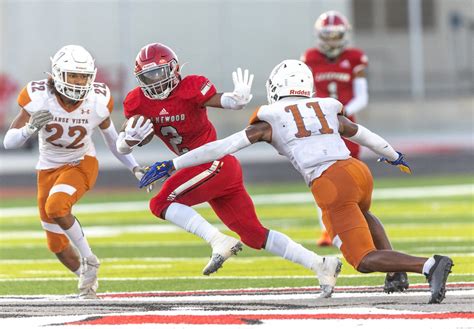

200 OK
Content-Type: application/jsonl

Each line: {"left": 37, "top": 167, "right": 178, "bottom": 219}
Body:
{"left": 3, "top": 45, "right": 147, "bottom": 299}
{"left": 139, "top": 60, "right": 454, "bottom": 304}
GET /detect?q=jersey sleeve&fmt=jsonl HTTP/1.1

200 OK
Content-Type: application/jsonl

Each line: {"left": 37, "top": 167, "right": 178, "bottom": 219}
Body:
{"left": 351, "top": 48, "right": 369, "bottom": 74}
{"left": 123, "top": 89, "right": 141, "bottom": 119}
{"left": 17, "top": 86, "right": 32, "bottom": 109}
{"left": 249, "top": 107, "right": 262, "bottom": 124}
{"left": 93, "top": 83, "right": 113, "bottom": 119}
{"left": 182, "top": 75, "right": 217, "bottom": 106}
{"left": 17, "top": 80, "right": 48, "bottom": 114}
{"left": 107, "top": 95, "right": 114, "bottom": 114}
{"left": 320, "top": 98, "right": 344, "bottom": 115}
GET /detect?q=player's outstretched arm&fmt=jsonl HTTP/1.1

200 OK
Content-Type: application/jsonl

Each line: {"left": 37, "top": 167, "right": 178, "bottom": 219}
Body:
{"left": 205, "top": 68, "right": 254, "bottom": 110}
{"left": 173, "top": 121, "right": 270, "bottom": 170}
{"left": 139, "top": 122, "right": 272, "bottom": 189}
{"left": 338, "top": 116, "right": 411, "bottom": 174}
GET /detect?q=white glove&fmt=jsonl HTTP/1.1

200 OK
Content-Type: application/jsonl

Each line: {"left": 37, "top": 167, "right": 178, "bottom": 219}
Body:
{"left": 232, "top": 67, "right": 254, "bottom": 104}
{"left": 25, "top": 110, "right": 53, "bottom": 135}
{"left": 124, "top": 117, "right": 154, "bottom": 146}
{"left": 133, "top": 166, "right": 154, "bottom": 193}
{"left": 221, "top": 68, "right": 254, "bottom": 110}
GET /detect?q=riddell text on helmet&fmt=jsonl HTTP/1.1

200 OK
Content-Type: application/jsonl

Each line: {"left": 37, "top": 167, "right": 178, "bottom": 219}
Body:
{"left": 289, "top": 90, "right": 311, "bottom": 96}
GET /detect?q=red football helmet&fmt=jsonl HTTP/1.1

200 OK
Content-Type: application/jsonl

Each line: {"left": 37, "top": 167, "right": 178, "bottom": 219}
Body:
{"left": 314, "top": 11, "right": 351, "bottom": 59}
{"left": 134, "top": 43, "right": 180, "bottom": 100}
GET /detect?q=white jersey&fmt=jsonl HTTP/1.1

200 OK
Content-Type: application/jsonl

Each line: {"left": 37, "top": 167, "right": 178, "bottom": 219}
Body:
{"left": 18, "top": 79, "right": 113, "bottom": 169}
{"left": 251, "top": 97, "right": 350, "bottom": 185}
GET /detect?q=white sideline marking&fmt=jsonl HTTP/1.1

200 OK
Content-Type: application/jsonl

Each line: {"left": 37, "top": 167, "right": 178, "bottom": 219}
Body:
{"left": 0, "top": 184, "right": 472, "bottom": 218}
{"left": 0, "top": 273, "right": 472, "bottom": 282}
{"left": 1, "top": 253, "right": 473, "bottom": 265}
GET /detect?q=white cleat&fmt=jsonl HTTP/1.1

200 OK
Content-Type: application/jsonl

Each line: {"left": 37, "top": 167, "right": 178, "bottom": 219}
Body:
{"left": 203, "top": 235, "right": 243, "bottom": 276}
{"left": 315, "top": 256, "right": 342, "bottom": 298}
{"left": 78, "top": 254, "right": 100, "bottom": 299}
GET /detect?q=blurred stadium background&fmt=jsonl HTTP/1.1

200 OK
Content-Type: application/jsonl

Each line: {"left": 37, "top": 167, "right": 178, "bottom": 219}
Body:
{"left": 0, "top": 0, "right": 473, "bottom": 192}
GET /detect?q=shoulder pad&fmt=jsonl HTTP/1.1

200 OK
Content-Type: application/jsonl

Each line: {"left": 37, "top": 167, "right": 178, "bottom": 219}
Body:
{"left": 177, "top": 75, "right": 213, "bottom": 100}
{"left": 302, "top": 48, "right": 322, "bottom": 63}
{"left": 346, "top": 48, "right": 369, "bottom": 64}
{"left": 123, "top": 88, "right": 142, "bottom": 118}
{"left": 18, "top": 79, "right": 50, "bottom": 114}
{"left": 319, "top": 97, "right": 344, "bottom": 114}
{"left": 88, "top": 82, "right": 112, "bottom": 118}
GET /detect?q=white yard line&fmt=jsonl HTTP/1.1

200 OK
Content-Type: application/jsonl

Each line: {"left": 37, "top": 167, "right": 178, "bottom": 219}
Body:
{"left": 2, "top": 225, "right": 473, "bottom": 241}
{"left": 0, "top": 273, "right": 472, "bottom": 282}
{"left": 0, "top": 184, "right": 472, "bottom": 218}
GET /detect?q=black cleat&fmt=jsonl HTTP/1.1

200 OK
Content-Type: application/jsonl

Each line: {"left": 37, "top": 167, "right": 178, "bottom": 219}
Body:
{"left": 425, "top": 255, "right": 454, "bottom": 304}
{"left": 384, "top": 272, "right": 409, "bottom": 293}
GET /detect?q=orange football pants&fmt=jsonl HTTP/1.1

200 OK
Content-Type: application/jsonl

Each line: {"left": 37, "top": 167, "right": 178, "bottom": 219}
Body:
{"left": 311, "top": 158, "right": 376, "bottom": 269}
{"left": 37, "top": 155, "right": 98, "bottom": 253}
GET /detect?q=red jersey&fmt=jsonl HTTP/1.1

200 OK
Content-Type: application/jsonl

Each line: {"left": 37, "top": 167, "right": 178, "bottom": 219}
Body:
{"left": 302, "top": 47, "right": 368, "bottom": 105}
{"left": 123, "top": 75, "right": 217, "bottom": 155}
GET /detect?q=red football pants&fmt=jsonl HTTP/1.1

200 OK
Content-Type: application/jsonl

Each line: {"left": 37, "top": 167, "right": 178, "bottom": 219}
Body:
{"left": 149, "top": 155, "right": 269, "bottom": 249}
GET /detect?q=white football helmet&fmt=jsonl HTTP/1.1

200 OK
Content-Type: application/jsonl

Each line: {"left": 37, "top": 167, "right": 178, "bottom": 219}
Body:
{"left": 50, "top": 45, "right": 97, "bottom": 101}
{"left": 266, "top": 60, "right": 314, "bottom": 104}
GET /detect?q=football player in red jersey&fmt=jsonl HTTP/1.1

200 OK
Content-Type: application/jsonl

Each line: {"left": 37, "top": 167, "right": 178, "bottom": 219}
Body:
{"left": 116, "top": 43, "right": 342, "bottom": 296}
{"left": 301, "top": 11, "right": 369, "bottom": 247}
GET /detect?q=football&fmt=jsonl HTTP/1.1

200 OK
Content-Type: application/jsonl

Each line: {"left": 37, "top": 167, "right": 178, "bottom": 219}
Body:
{"left": 122, "top": 115, "right": 154, "bottom": 147}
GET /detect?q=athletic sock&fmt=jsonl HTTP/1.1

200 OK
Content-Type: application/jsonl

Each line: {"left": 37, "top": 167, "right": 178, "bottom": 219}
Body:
{"left": 265, "top": 230, "right": 323, "bottom": 270}
{"left": 63, "top": 218, "right": 93, "bottom": 258}
{"left": 423, "top": 256, "right": 436, "bottom": 276}
{"left": 165, "top": 203, "right": 220, "bottom": 243}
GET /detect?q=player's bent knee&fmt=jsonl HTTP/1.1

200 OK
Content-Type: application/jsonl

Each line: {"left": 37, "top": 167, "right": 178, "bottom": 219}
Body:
{"left": 356, "top": 251, "right": 377, "bottom": 273}
{"left": 45, "top": 230, "right": 70, "bottom": 253}
{"left": 149, "top": 195, "right": 170, "bottom": 220}
{"left": 45, "top": 194, "right": 72, "bottom": 219}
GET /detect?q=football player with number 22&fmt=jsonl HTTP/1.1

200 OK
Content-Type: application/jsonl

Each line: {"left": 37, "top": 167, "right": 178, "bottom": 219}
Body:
{"left": 3, "top": 45, "right": 144, "bottom": 299}
{"left": 116, "top": 43, "right": 342, "bottom": 298}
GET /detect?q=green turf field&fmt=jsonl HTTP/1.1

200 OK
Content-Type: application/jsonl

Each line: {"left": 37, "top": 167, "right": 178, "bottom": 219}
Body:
{"left": 0, "top": 174, "right": 473, "bottom": 295}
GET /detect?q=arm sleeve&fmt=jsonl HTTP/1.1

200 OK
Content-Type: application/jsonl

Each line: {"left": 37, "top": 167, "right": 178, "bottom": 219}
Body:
{"left": 100, "top": 121, "right": 139, "bottom": 171}
{"left": 344, "top": 77, "right": 368, "bottom": 116}
{"left": 348, "top": 124, "right": 398, "bottom": 161}
{"left": 3, "top": 126, "right": 33, "bottom": 149}
{"left": 173, "top": 130, "right": 251, "bottom": 170}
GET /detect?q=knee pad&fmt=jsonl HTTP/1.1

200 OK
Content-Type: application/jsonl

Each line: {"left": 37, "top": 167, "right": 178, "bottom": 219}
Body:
{"left": 45, "top": 193, "right": 72, "bottom": 219}
{"left": 45, "top": 230, "right": 70, "bottom": 253}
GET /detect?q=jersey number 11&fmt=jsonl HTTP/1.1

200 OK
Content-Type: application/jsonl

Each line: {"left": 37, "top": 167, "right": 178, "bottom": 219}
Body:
{"left": 285, "top": 102, "right": 334, "bottom": 138}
